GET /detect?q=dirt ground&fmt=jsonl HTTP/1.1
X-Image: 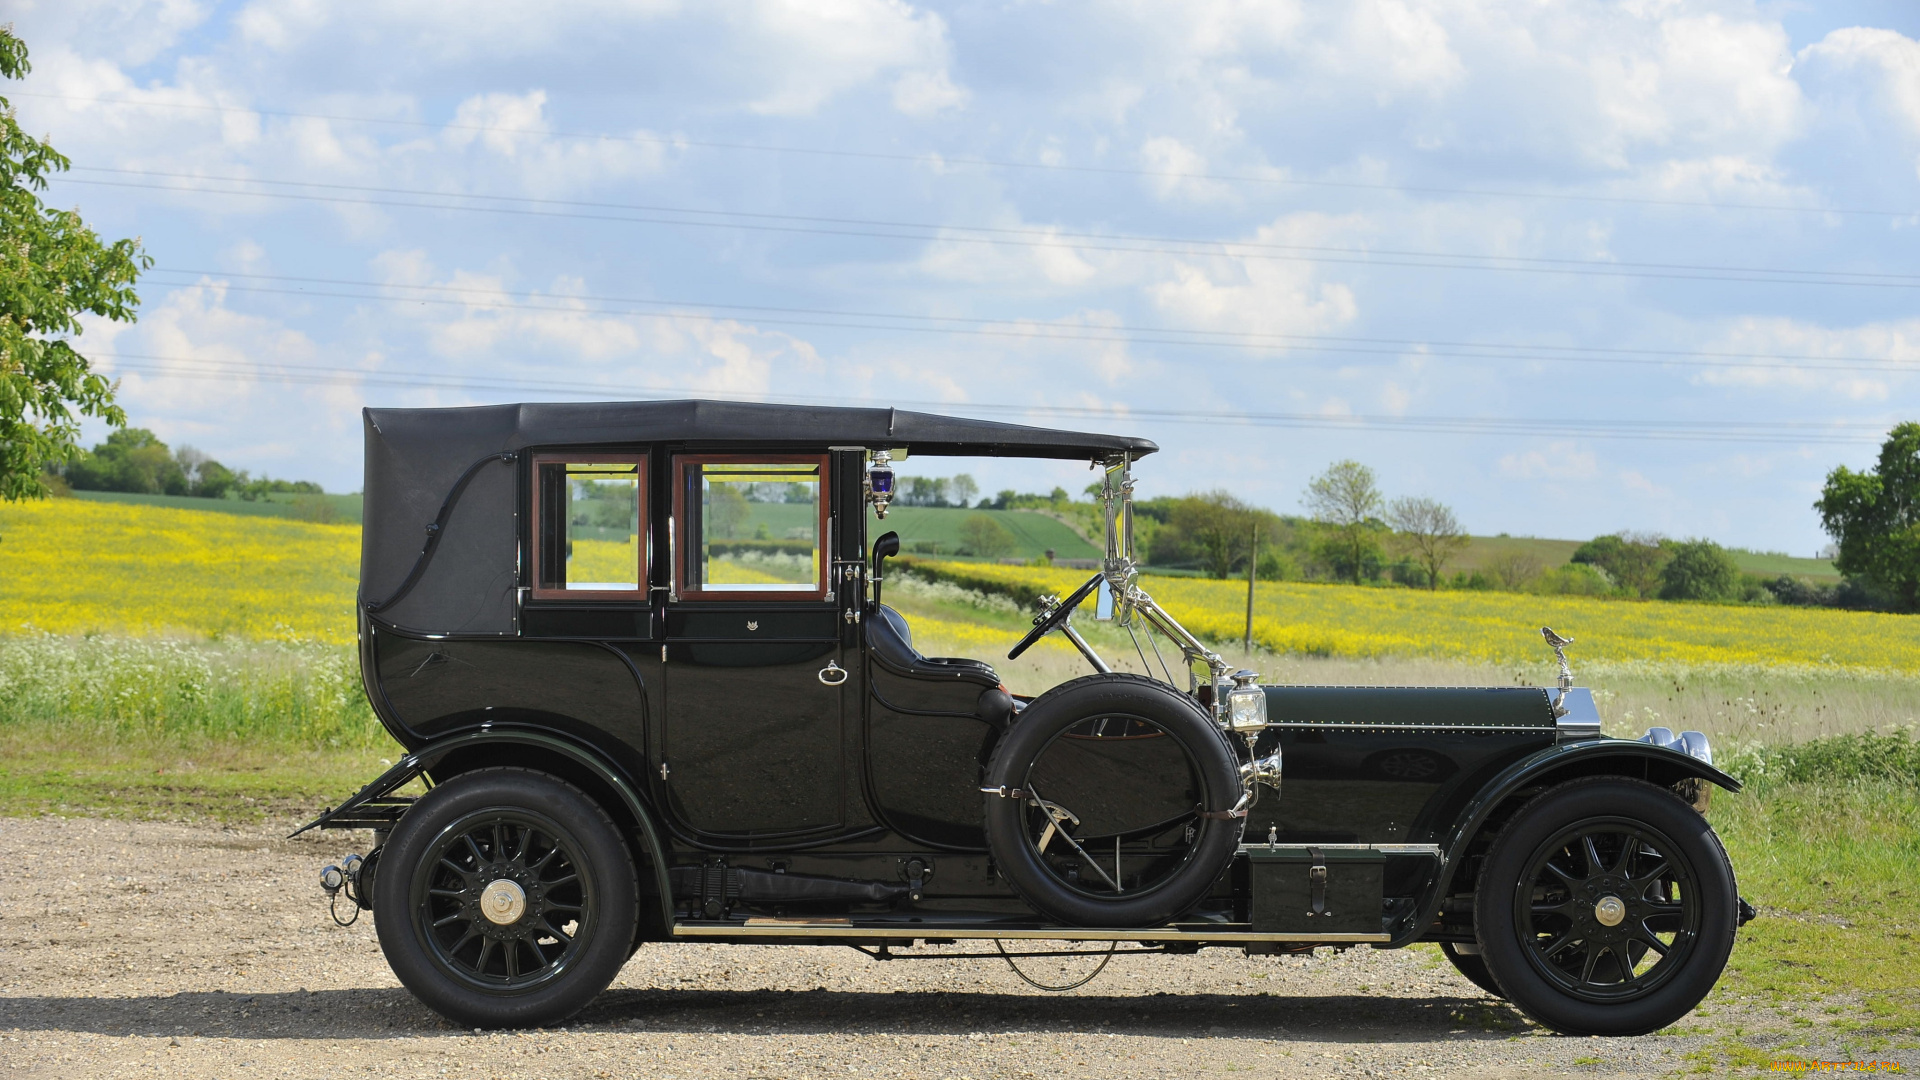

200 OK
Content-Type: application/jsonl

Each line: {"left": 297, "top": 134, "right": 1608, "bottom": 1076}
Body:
{"left": 0, "top": 815, "right": 1840, "bottom": 1079}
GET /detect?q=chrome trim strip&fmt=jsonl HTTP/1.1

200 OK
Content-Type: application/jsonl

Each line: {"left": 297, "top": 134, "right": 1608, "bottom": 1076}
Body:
{"left": 1257, "top": 722, "right": 1553, "bottom": 733}
{"left": 669, "top": 923, "right": 1388, "bottom": 944}
{"left": 1240, "top": 843, "right": 1441, "bottom": 856}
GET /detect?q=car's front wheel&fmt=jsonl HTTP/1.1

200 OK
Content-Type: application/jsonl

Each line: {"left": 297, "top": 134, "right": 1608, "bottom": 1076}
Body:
{"left": 372, "top": 768, "right": 638, "bottom": 1028}
{"left": 1474, "top": 776, "right": 1737, "bottom": 1036}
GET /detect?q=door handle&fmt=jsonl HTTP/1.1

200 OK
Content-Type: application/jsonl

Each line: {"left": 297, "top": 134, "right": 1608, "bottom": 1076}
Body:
{"left": 817, "top": 660, "right": 848, "bottom": 686}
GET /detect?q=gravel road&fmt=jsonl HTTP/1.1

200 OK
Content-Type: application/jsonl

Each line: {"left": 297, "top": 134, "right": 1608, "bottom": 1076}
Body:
{"left": 0, "top": 815, "right": 1816, "bottom": 1079}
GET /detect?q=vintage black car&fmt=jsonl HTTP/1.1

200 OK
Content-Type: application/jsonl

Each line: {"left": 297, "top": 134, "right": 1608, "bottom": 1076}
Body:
{"left": 303, "top": 400, "right": 1750, "bottom": 1037}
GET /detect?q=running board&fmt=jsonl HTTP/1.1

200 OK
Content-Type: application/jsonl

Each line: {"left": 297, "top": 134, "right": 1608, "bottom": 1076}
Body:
{"left": 669, "top": 919, "right": 1387, "bottom": 944}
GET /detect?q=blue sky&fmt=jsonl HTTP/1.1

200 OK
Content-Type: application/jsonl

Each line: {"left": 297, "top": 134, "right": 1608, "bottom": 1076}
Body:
{"left": 11, "top": 0, "right": 1920, "bottom": 553}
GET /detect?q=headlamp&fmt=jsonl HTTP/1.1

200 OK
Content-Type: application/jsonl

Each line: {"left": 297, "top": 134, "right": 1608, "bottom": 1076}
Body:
{"left": 1224, "top": 670, "right": 1268, "bottom": 733}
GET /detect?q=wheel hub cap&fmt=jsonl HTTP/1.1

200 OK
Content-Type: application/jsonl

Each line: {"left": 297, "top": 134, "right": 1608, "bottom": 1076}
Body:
{"left": 1593, "top": 894, "right": 1626, "bottom": 928}
{"left": 480, "top": 878, "right": 527, "bottom": 925}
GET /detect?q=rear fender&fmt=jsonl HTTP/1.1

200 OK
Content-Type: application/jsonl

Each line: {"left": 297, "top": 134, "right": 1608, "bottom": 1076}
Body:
{"left": 293, "top": 727, "right": 674, "bottom": 939}
{"left": 1387, "top": 739, "right": 1740, "bottom": 948}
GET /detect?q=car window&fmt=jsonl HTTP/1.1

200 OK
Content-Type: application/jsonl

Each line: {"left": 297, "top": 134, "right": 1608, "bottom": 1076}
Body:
{"left": 676, "top": 456, "right": 828, "bottom": 600}
{"left": 532, "top": 456, "right": 646, "bottom": 599}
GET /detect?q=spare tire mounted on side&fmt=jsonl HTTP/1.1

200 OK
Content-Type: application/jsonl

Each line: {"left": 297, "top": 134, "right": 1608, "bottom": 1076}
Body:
{"left": 982, "top": 673, "right": 1245, "bottom": 928}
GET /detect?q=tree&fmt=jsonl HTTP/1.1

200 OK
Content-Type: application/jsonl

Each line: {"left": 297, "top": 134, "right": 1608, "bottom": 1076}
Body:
{"left": 1571, "top": 532, "right": 1669, "bottom": 598}
{"left": 706, "top": 483, "right": 750, "bottom": 537}
{"left": 950, "top": 474, "right": 979, "bottom": 507}
{"left": 1, "top": 28, "right": 148, "bottom": 502}
{"left": 1303, "top": 461, "right": 1384, "bottom": 584}
{"left": 1485, "top": 550, "right": 1544, "bottom": 591}
{"left": 1657, "top": 539, "right": 1741, "bottom": 602}
{"left": 1817, "top": 422, "right": 1920, "bottom": 611}
{"left": 1386, "top": 496, "right": 1467, "bottom": 591}
{"left": 899, "top": 476, "right": 949, "bottom": 506}
{"left": 64, "top": 428, "right": 186, "bottom": 494}
{"left": 958, "top": 513, "right": 1015, "bottom": 558}
{"left": 1143, "top": 491, "right": 1281, "bottom": 578}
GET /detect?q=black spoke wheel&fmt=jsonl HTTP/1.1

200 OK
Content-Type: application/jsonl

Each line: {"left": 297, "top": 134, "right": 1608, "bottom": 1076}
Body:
{"left": 1475, "top": 777, "right": 1736, "bottom": 1036}
{"left": 373, "top": 768, "right": 638, "bottom": 1028}
{"left": 984, "top": 673, "right": 1243, "bottom": 928}
{"left": 418, "top": 812, "right": 591, "bottom": 990}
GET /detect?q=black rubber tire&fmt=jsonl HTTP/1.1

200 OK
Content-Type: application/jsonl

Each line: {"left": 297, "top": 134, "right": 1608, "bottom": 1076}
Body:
{"left": 1474, "top": 777, "right": 1737, "bottom": 1036}
{"left": 1440, "top": 942, "right": 1504, "bottom": 998}
{"left": 373, "top": 768, "right": 638, "bottom": 1028}
{"left": 983, "top": 673, "right": 1243, "bottom": 928}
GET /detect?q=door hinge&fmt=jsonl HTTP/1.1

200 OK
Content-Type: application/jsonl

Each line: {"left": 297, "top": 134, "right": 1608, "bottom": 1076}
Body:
{"left": 659, "top": 761, "right": 670, "bottom": 781}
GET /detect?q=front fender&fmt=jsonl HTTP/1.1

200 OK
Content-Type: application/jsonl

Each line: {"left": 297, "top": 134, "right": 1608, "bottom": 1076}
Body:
{"left": 293, "top": 727, "right": 674, "bottom": 938}
{"left": 1386, "top": 738, "right": 1740, "bottom": 948}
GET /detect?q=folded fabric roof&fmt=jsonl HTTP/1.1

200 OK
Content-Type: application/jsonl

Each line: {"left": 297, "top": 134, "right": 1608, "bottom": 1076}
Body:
{"left": 360, "top": 399, "right": 1154, "bottom": 636}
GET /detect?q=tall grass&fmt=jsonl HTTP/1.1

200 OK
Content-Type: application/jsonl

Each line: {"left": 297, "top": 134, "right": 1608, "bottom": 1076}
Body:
{"left": 0, "top": 633, "right": 384, "bottom": 750}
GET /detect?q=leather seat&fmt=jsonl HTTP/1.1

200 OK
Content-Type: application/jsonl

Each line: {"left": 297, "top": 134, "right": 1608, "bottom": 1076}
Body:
{"left": 867, "top": 605, "right": 1001, "bottom": 686}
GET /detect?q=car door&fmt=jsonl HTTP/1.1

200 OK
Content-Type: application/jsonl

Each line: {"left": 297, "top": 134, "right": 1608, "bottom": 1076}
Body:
{"left": 659, "top": 454, "right": 846, "bottom": 837}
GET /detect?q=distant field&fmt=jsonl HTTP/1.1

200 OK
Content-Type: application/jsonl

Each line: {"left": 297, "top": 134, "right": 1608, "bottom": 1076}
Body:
{"left": 867, "top": 506, "right": 1099, "bottom": 561}
{"left": 911, "top": 559, "right": 1920, "bottom": 672}
{"left": 1445, "top": 534, "right": 1837, "bottom": 581}
{"left": 0, "top": 498, "right": 357, "bottom": 643}
{"left": 73, "top": 489, "right": 365, "bottom": 525}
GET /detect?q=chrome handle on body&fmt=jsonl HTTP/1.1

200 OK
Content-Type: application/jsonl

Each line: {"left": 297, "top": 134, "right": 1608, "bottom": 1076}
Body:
{"left": 817, "top": 660, "right": 848, "bottom": 686}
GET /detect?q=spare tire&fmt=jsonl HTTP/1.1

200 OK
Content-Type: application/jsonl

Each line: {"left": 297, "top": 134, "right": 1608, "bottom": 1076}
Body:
{"left": 982, "top": 673, "right": 1245, "bottom": 928}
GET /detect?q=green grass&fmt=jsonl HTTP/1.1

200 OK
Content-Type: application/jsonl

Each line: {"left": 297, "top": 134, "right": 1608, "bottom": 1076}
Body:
{"left": 0, "top": 738, "right": 393, "bottom": 824}
{"left": 1728, "top": 548, "right": 1842, "bottom": 582}
{"left": 1704, "top": 780, "right": 1920, "bottom": 1066}
{"left": 1445, "top": 535, "right": 1839, "bottom": 582}
{"left": 1447, "top": 535, "right": 1584, "bottom": 573}
{"left": 868, "top": 505, "right": 1100, "bottom": 561}
{"left": 72, "top": 488, "right": 364, "bottom": 524}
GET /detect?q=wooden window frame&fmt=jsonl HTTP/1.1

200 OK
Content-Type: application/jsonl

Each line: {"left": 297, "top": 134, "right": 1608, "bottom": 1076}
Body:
{"left": 529, "top": 453, "right": 649, "bottom": 601}
{"left": 672, "top": 453, "right": 831, "bottom": 603}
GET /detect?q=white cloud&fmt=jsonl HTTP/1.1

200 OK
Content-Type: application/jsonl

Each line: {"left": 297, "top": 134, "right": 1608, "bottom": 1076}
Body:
{"left": 369, "top": 252, "right": 825, "bottom": 397}
{"left": 1689, "top": 316, "right": 1920, "bottom": 401}
{"left": 917, "top": 223, "right": 1103, "bottom": 288}
{"left": 1146, "top": 212, "right": 1362, "bottom": 340}
{"left": 232, "top": 0, "right": 961, "bottom": 118}
{"left": 1498, "top": 441, "right": 1598, "bottom": 481}
{"left": 1799, "top": 27, "right": 1920, "bottom": 137}
{"left": 12, "top": 0, "right": 211, "bottom": 67}
{"left": 1139, "top": 137, "right": 1236, "bottom": 203}
{"left": 1619, "top": 469, "right": 1672, "bottom": 499}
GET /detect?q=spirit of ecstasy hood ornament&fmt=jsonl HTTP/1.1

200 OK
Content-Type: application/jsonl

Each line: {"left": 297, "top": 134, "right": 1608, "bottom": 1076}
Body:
{"left": 1541, "top": 626, "right": 1574, "bottom": 717}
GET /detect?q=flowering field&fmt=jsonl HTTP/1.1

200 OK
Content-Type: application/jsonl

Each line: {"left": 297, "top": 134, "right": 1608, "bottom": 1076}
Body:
{"left": 3, "top": 497, "right": 1915, "bottom": 677}
{"left": 910, "top": 560, "right": 1920, "bottom": 674}
{"left": 0, "top": 498, "right": 359, "bottom": 644}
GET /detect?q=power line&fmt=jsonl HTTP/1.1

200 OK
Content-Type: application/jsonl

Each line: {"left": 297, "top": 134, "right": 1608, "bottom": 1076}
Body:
{"left": 83, "top": 167, "right": 1920, "bottom": 287}
{"left": 140, "top": 267, "right": 1920, "bottom": 375}
{"left": 17, "top": 90, "right": 1912, "bottom": 219}
{"left": 93, "top": 351, "right": 1886, "bottom": 445}
{"left": 64, "top": 171, "right": 1920, "bottom": 290}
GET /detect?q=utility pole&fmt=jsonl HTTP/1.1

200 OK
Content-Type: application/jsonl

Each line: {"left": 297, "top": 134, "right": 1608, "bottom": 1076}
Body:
{"left": 1244, "top": 522, "right": 1257, "bottom": 654}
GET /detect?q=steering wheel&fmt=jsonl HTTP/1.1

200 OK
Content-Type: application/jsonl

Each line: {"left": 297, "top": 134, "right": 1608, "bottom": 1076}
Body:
{"left": 1008, "top": 572, "right": 1104, "bottom": 660}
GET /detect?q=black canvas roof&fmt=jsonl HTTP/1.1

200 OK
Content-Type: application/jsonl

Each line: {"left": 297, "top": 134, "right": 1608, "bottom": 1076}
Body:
{"left": 365, "top": 399, "right": 1157, "bottom": 461}
{"left": 359, "top": 399, "right": 1154, "bottom": 635}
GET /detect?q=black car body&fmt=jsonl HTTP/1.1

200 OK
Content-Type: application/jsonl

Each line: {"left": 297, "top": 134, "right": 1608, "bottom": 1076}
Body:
{"left": 306, "top": 399, "right": 1749, "bottom": 1036}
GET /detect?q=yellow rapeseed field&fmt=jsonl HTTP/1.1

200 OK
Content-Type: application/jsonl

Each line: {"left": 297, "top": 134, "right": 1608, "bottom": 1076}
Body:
{"left": 0, "top": 498, "right": 359, "bottom": 643}
{"left": 914, "top": 561, "right": 1920, "bottom": 674}
{"left": 4, "top": 498, "right": 1914, "bottom": 675}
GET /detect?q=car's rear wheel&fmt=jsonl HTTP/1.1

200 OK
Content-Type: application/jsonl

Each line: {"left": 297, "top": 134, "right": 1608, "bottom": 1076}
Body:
{"left": 1440, "top": 942, "right": 1503, "bottom": 998}
{"left": 373, "top": 768, "right": 637, "bottom": 1028}
{"left": 1474, "top": 777, "right": 1736, "bottom": 1036}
